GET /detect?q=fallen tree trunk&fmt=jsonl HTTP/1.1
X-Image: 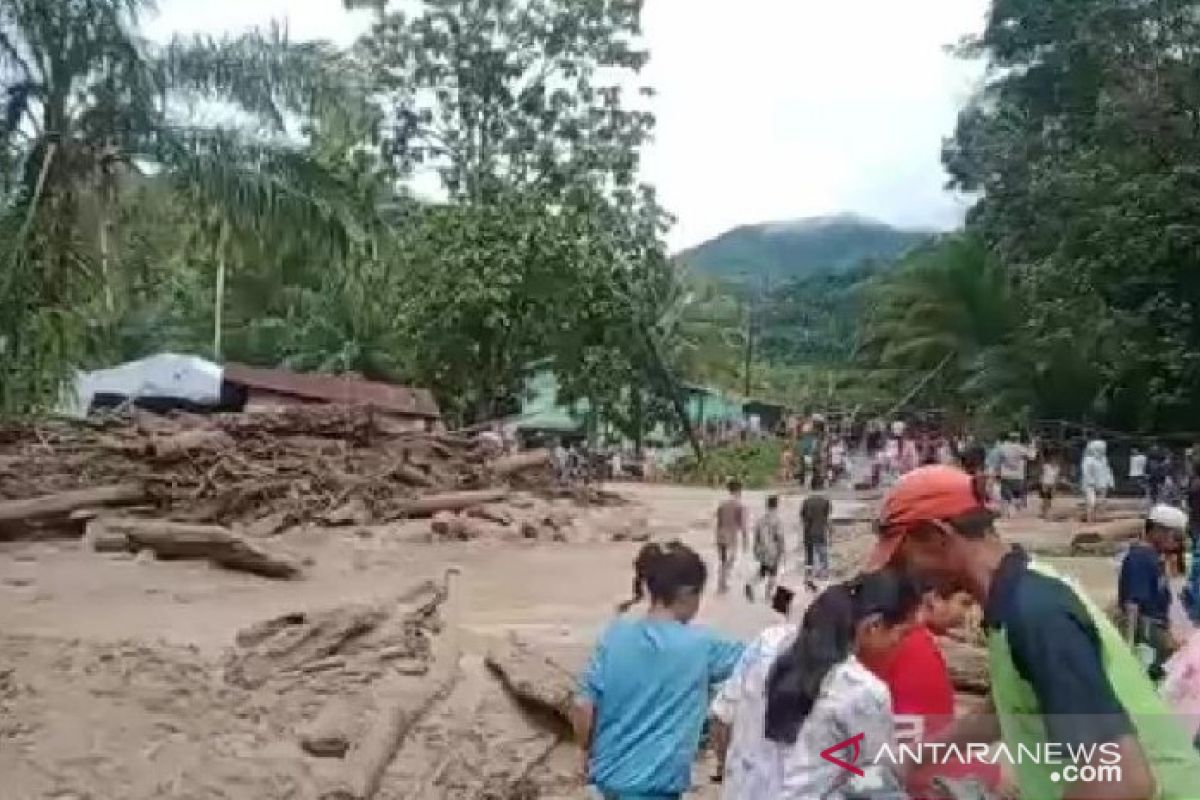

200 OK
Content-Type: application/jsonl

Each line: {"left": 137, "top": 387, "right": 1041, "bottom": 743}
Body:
{"left": 397, "top": 489, "right": 508, "bottom": 518}
{"left": 939, "top": 637, "right": 990, "bottom": 696}
{"left": 484, "top": 634, "right": 577, "bottom": 726}
{"left": 392, "top": 464, "right": 436, "bottom": 489}
{"left": 1065, "top": 518, "right": 1142, "bottom": 556}
{"left": 148, "top": 429, "right": 234, "bottom": 460}
{"left": 490, "top": 450, "right": 551, "bottom": 478}
{"left": 99, "top": 517, "right": 301, "bottom": 579}
{"left": 82, "top": 518, "right": 135, "bottom": 553}
{"left": 320, "top": 570, "right": 463, "bottom": 800}
{"left": 301, "top": 697, "right": 366, "bottom": 759}
{"left": 0, "top": 484, "right": 144, "bottom": 526}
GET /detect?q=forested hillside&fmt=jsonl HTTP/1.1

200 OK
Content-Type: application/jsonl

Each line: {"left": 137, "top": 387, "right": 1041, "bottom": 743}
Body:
{"left": 678, "top": 214, "right": 931, "bottom": 283}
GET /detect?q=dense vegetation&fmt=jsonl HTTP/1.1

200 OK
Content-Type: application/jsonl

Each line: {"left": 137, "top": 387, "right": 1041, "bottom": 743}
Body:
{"left": 858, "top": 0, "right": 1200, "bottom": 435}
{"left": 678, "top": 214, "right": 929, "bottom": 284}
{"left": 0, "top": 0, "right": 690, "bottom": 439}
{"left": 7, "top": 0, "right": 1200, "bottom": 441}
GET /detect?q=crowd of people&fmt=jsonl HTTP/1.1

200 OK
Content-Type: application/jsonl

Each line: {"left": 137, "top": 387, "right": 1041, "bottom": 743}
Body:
{"left": 573, "top": 465, "right": 1200, "bottom": 800}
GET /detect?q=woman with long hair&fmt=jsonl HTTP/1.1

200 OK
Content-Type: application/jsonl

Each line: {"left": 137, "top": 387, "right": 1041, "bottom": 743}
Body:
{"left": 711, "top": 571, "right": 917, "bottom": 800}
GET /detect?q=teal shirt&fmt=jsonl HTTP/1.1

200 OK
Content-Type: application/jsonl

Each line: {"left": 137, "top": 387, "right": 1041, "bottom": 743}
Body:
{"left": 581, "top": 617, "right": 744, "bottom": 798}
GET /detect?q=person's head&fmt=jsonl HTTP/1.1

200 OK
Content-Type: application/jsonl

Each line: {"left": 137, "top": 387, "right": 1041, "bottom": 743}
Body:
{"left": 766, "top": 495, "right": 779, "bottom": 512}
{"left": 764, "top": 570, "right": 918, "bottom": 745}
{"left": 915, "top": 575, "right": 974, "bottom": 635}
{"left": 961, "top": 443, "right": 988, "bottom": 476}
{"left": 727, "top": 478, "right": 743, "bottom": 497}
{"left": 867, "top": 465, "right": 1002, "bottom": 598}
{"left": 1146, "top": 505, "right": 1186, "bottom": 551}
{"left": 644, "top": 542, "right": 708, "bottom": 623}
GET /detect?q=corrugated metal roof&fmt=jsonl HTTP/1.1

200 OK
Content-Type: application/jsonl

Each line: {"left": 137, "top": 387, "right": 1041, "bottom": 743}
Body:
{"left": 223, "top": 364, "right": 441, "bottom": 418}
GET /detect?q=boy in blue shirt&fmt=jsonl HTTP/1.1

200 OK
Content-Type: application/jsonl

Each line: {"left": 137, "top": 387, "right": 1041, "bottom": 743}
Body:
{"left": 573, "top": 542, "right": 744, "bottom": 799}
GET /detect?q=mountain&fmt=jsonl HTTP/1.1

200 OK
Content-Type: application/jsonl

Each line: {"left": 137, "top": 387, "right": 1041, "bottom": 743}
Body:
{"left": 678, "top": 214, "right": 935, "bottom": 283}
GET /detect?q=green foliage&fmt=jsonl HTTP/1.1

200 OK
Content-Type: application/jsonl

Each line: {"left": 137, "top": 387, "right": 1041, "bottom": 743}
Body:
{"left": 942, "top": 0, "right": 1200, "bottom": 434}
{"left": 0, "top": 0, "right": 376, "bottom": 413}
{"left": 678, "top": 214, "right": 930, "bottom": 284}
{"left": 670, "top": 439, "right": 783, "bottom": 490}
{"left": 0, "top": 0, "right": 687, "bottom": 445}
{"left": 348, "top": 0, "right": 653, "bottom": 199}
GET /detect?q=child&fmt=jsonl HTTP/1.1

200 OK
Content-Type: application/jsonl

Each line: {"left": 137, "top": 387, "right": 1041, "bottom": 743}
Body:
{"left": 863, "top": 580, "right": 1002, "bottom": 797}
{"left": 746, "top": 495, "right": 785, "bottom": 603}
{"left": 574, "top": 543, "right": 743, "bottom": 800}
{"left": 616, "top": 540, "right": 681, "bottom": 614}
{"left": 712, "top": 571, "right": 917, "bottom": 800}
{"left": 715, "top": 480, "right": 748, "bottom": 594}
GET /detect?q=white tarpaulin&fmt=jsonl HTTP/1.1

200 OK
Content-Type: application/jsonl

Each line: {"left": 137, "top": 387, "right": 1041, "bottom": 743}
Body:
{"left": 59, "top": 353, "right": 224, "bottom": 418}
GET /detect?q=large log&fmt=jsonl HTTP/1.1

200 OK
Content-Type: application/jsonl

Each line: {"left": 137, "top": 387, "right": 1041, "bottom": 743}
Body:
{"left": 148, "top": 429, "right": 234, "bottom": 460}
{"left": 490, "top": 449, "right": 551, "bottom": 478}
{"left": 484, "top": 634, "right": 578, "bottom": 725}
{"left": 397, "top": 489, "right": 508, "bottom": 518}
{"left": 0, "top": 484, "right": 144, "bottom": 525}
{"left": 320, "top": 570, "right": 463, "bottom": 800}
{"left": 99, "top": 517, "right": 302, "bottom": 579}
{"left": 1069, "top": 518, "right": 1142, "bottom": 556}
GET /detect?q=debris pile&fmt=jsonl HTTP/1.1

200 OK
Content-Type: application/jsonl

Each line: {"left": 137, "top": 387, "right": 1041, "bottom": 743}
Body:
{"left": 0, "top": 406, "right": 554, "bottom": 542}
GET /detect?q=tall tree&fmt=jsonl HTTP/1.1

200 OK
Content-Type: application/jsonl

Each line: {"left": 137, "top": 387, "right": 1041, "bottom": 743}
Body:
{"left": 347, "top": 0, "right": 653, "bottom": 199}
{"left": 945, "top": 0, "right": 1200, "bottom": 432}
{"left": 0, "top": 0, "right": 372, "bottom": 412}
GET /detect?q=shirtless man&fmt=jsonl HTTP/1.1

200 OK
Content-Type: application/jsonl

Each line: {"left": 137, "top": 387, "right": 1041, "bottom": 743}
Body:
{"left": 715, "top": 480, "right": 748, "bottom": 594}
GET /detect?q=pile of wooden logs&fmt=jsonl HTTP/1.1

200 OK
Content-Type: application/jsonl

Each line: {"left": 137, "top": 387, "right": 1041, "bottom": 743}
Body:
{"left": 0, "top": 406, "right": 553, "bottom": 541}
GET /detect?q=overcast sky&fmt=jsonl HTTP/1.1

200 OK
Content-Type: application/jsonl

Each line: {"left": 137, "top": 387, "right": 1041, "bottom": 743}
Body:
{"left": 147, "top": 0, "right": 989, "bottom": 250}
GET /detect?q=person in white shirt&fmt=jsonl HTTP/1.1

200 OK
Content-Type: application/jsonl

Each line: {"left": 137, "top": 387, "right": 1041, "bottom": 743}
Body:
{"left": 710, "top": 571, "right": 918, "bottom": 800}
{"left": 1082, "top": 439, "right": 1116, "bottom": 523}
{"left": 996, "top": 432, "right": 1035, "bottom": 517}
{"left": 1129, "top": 447, "right": 1148, "bottom": 504}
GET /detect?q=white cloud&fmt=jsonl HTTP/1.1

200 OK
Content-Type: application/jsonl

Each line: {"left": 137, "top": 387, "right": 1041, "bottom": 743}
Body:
{"left": 148, "top": 0, "right": 988, "bottom": 249}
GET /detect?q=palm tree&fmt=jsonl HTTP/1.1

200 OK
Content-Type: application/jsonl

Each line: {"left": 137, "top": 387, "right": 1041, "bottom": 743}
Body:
{"left": 858, "top": 234, "right": 1023, "bottom": 414}
{"left": 0, "top": 0, "right": 374, "bottom": 412}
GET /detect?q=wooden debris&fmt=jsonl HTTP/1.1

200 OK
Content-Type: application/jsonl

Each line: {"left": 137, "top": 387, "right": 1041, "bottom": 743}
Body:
{"left": 465, "top": 504, "right": 514, "bottom": 526}
{"left": 398, "top": 489, "right": 509, "bottom": 519}
{"left": 320, "top": 570, "right": 463, "bottom": 800}
{"left": 939, "top": 637, "right": 990, "bottom": 696}
{"left": 0, "top": 407, "right": 554, "bottom": 533}
{"left": 484, "top": 634, "right": 577, "bottom": 725}
{"left": 95, "top": 517, "right": 302, "bottom": 579}
{"left": 229, "top": 581, "right": 445, "bottom": 690}
{"left": 146, "top": 429, "right": 234, "bottom": 460}
{"left": 0, "top": 484, "right": 144, "bottom": 528}
{"left": 301, "top": 698, "right": 365, "bottom": 759}
{"left": 82, "top": 518, "right": 134, "bottom": 553}
{"left": 491, "top": 449, "right": 551, "bottom": 478}
{"left": 1071, "top": 518, "right": 1141, "bottom": 553}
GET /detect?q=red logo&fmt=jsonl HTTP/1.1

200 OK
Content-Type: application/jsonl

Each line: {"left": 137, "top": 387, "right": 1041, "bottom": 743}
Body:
{"left": 820, "top": 732, "right": 865, "bottom": 777}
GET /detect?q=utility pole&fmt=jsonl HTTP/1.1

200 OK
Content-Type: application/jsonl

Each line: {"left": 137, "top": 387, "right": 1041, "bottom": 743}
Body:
{"left": 742, "top": 275, "right": 769, "bottom": 398}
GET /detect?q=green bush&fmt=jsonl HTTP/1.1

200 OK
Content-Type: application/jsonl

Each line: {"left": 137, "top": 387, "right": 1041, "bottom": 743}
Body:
{"left": 670, "top": 439, "right": 784, "bottom": 489}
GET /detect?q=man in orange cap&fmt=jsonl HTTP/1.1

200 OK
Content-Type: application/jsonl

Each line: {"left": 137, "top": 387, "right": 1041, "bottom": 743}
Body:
{"left": 869, "top": 465, "right": 1200, "bottom": 800}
